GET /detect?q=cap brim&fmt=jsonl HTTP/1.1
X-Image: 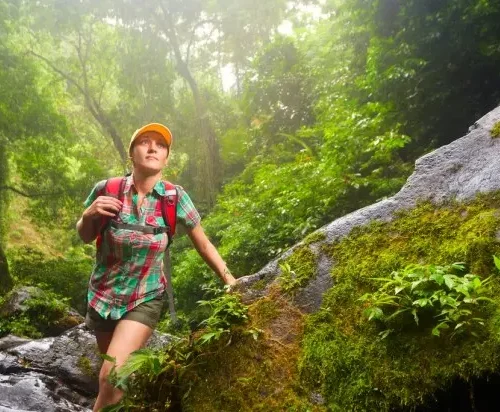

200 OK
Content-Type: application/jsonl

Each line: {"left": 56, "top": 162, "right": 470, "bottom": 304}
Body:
{"left": 132, "top": 123, "right": 172, "bottom": 148}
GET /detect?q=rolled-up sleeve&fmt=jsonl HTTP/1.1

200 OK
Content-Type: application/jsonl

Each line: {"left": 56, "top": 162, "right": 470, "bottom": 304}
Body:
{"left": 176, "top": 186, "right": 201, "bottom": 228}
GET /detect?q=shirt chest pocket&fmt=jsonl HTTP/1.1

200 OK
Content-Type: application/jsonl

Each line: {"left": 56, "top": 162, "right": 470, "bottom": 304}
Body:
{"left": 134, "top": 216, "right": 168, "bottom": 253}
{"left": 105, "top": 215, "right": 168, "bottom": 259}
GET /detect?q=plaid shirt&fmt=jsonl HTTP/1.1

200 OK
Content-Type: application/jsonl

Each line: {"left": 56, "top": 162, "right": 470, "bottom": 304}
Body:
{"left": 83, "top": 175, "right": 201, "bottom": 320}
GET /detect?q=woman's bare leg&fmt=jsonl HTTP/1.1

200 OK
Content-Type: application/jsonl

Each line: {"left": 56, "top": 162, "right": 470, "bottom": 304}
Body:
{"left": 93, "top": 320, "right": 153, "bottom": 412}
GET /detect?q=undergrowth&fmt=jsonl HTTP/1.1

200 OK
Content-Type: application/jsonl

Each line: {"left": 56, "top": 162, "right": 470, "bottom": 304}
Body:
{"left": 0, "top": 285, "right": 79, "bottom": 338}
{"left": 102, "top": 286, "right": 320, "bottom": 411}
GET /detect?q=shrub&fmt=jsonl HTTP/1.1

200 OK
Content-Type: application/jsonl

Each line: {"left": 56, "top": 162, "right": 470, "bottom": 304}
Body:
{"left": 8, "top": 246, "right": 92, "bottom": 313}
{"left": 360, "top": 261, "right": 496, "bottom": 338}
{"left": 0, "top": 285, "right": 79, "bottom": 338}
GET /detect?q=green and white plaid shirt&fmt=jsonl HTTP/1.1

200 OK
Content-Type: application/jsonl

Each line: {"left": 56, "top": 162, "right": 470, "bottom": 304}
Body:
{"left": 84, "top": 175, "right": 201, "bottom": 320}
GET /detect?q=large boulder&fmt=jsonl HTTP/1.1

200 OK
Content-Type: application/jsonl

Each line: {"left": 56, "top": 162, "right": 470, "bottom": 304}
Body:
{"left": 0, "top": 324, "right": 176, "bottom": 411}
{"left": 238, "top": 105, "right": 500, "bottom": 311}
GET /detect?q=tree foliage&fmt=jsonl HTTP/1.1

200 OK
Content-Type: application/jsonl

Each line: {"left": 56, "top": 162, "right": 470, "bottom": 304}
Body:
{"left": 1, "top": 0, "right": 499, "bottom": 338}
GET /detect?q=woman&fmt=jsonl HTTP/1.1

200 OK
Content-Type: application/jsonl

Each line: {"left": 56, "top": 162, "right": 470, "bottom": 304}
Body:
{"left": 76, "top": 123, "right": 237, "bottom": 411}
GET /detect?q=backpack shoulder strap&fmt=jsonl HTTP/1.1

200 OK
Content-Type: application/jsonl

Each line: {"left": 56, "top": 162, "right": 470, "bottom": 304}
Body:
{"left": 96, "top": 177, "right": 127, "bottom": 246}
{"left": 161, "top": 180, "right": 178, "bottom": 245}
{"left": 102, "top": 177, "right": 126, "bottom": 200}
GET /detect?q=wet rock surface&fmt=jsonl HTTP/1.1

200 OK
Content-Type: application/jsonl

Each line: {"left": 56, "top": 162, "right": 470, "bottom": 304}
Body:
{"left": 0, "top": 324, "right": 176, "bottom": 411}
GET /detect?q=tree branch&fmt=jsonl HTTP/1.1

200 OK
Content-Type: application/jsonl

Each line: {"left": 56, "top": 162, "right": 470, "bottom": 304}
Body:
{"left": 31, "top": 45, "right": 127, "bottom": 166}
{"left": 186, "top": 18, "right": 220, "bottom": 66}
{"left": 29, "top": 50, "right": 88, "bottom": 101}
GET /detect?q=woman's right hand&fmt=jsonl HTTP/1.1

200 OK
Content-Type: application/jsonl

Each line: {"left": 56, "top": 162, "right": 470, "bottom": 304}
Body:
{"left": 77, "top": 196, "right": 123, "bottom": 243}
{"left": 83, "top": 196, "right": 123, "bottom": 220}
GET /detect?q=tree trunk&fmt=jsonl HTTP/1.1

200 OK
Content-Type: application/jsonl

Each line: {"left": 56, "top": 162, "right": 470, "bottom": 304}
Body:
{"left": 0, "top": 244, "right": 12, "bottom": 295}
{"left": 0, "top": 139, "right": 12, "bottom": 294}
{"left": 177, "top": 61, "right": 220, "bottom": 206}
{"left": 159, "top": 4, "right": 221, "bottom": 207}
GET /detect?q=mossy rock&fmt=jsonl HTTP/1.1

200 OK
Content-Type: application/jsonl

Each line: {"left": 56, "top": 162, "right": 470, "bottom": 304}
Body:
{"left": 77, "top": 355, "right": 98, "bottom": 378}
{"left": 300, "top": 192, "right": 500, "bottom": 411}
{"left": 182, "top": 293, "right": 325, "bottom": 411}
{"left": 0, "top": 285, "right": 83, "bottom": 339}
{"left": 279, "top": 245, "right": 318, "bottom": 294}
{"left": 303, "top": 231, "right": 327, "bottom": 246}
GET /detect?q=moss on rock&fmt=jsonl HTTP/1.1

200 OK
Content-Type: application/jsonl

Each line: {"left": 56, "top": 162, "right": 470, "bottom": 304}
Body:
{"left": 303, "top": 231, "right": 326, "bottom": 246}
{"left": 300, "top": 192, "right": 500, "bottom": 411}
{"left": 279, "top": 245, "right": 318, "bottom": 294}
{"left": 77, "top": 355, "right": 97, "bottom": 378}
{"left": 182, "top": 293, "right": 325, "bottom": 411}
{"left": 491, "top": 121, "right": 500, "bottom": 138}
{"left": 0, "top": 285, "right": 81, "bottom": 339}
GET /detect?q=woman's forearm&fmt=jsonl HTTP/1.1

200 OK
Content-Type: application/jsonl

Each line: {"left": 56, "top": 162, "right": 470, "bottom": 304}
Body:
{"left": 77, "top": 214, "right": 100, "bottom": 244}
{"left": 188, "top": 224, "right": 236, "bottom": 285}
{"left": 197, "top": 242, "right": 235, "bottom": 284}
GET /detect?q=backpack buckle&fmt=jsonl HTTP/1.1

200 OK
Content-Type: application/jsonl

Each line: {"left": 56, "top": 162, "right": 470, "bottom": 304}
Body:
{"left": 153, "top": 227, "right": 165, "bottom": 235}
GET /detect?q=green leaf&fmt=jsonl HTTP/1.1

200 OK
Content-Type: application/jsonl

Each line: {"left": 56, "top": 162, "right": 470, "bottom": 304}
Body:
{"left": 101, "top": 354, "right": 116, "bottom": 363}
{"left": 475, "top": 296, "right": 494, "bottom": 302}
{"left": 430, "top": 273, "right": 444, "bottom": 285}
{"left": 365, "top": 307, "right": 384, "bottom": 321}
{"left": 413, "top": 298, "right": 430, "bottom": 307}
{"left": 443, "top": 275, "right": 456, "bottom": 289}
{"left": 386, "top": 308, "right": 410, "bottom": 320}
{"left": 494, "top": 255, "right": 500, "bottom": 271}
{"left": 472, "top": 277, "right": 482, "bottom": 289}
{"left": 378, "top": 329, "right": 392, "bottom": 340}
{"left": 198, "top": 331, "right": 219, "bottom": 345}
{"left": 411, "top": 308, "right": 419, "bottom": 325}
{"left": 410, "top": 280, "right": 423, "bottom": 291}
{"left": 394, "top": 285, "right": 406, "bottom": 295}
{"left": 432, "top": 322, "right": 449, "bottom": 337}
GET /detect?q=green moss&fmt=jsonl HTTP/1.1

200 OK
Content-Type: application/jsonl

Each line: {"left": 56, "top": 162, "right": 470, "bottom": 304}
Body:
{"left": 182, "top": 296, "right": 323, "bottom": 411}
{"left": 491, "top": 121, "right": 500, "bottom": 138}
{"left": 77, "top": 356, "right": 97, "bottom": 378}
{"left": 250, "top": 278, "right": 268, "bottom": 291}
{"left": 279, "top": 246, "right": 318, "bottom": 294}
{"left": 303, "top": 231, "right": 326, "bottom": 246}
{"left": 300, "top": 192, "right": 500, "bottom": 411}
{"left": 249, "top": 297, "right": 280, "bottom": 329}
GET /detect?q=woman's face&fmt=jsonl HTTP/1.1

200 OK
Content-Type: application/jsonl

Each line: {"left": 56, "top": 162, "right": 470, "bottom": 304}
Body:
{"left": 130, "top": 131, "right": 169, "bottom": 174}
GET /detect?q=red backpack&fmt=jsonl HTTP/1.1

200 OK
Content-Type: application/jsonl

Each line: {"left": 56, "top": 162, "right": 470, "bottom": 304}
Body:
{"left": 95, "top": 176, "right": 178, "bottom": 248}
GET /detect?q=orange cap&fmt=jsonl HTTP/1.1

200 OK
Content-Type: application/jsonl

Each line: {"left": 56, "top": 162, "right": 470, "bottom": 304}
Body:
{"left": 128, "top": 123, "right": 173, "bottom": 155}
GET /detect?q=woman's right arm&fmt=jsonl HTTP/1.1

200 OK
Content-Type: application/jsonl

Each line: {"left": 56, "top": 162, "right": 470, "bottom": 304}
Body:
{"left": 76, "top": 196, "right": 123, "bottom": 243}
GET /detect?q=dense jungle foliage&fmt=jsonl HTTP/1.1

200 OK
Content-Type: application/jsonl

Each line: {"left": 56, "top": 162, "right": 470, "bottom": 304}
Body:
{"left": 1, "top": 0, "right": 500, "bottom": 408}
{"left": 0, "top": 0, "right": 498, "bottom": 317}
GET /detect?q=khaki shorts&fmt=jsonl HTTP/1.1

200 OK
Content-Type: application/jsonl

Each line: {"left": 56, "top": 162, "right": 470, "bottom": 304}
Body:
{"left": 85, "top": 296, "right": 164, "bottom": 332}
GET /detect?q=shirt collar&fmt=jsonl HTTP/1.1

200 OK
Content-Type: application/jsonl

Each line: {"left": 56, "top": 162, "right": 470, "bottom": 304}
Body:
{"left": 123, "top": 174, "right": 166, "bottom": 197}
